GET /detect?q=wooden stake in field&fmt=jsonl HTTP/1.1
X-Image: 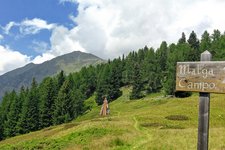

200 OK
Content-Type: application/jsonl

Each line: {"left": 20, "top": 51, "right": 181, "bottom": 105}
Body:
{"left": 176, "top": 50, "right": 225, "bottom": 150}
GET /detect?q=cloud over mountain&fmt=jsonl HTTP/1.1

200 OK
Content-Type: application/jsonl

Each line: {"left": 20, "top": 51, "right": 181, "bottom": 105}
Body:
{"left": 1, "top": 0, "right": 225, "bottom": 75}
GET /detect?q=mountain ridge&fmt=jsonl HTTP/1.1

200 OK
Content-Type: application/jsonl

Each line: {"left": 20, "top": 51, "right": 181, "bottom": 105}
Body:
{"left": 0, "top": 51, "right": 104, "bottom": 100}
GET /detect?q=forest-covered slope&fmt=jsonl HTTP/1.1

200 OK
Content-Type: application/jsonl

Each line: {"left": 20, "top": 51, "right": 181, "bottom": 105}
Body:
{"left": 0, "top": 51, "right": 104, "bottom": 100}
{"left": 0, "top": 87, "right": 224, "bottom": 149}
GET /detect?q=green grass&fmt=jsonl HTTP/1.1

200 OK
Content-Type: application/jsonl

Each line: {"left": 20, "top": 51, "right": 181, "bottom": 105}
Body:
{"left": 0, "top": 87, "right": 225, "bottom": 149}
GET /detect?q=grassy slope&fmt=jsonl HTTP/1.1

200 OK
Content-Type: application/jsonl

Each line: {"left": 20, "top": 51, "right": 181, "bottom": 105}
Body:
{"left": 0, "top": 87, "right": 225, "bottom": 150}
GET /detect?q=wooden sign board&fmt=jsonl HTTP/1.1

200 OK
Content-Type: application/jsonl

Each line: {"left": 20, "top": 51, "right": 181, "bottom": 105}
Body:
{"left": 176, "top": 61, "right": 225, "bottom": 93}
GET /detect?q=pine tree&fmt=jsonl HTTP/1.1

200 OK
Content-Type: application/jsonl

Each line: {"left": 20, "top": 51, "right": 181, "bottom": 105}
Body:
{"left": 79, "top": 66, "right": 97, "bottom": 99}
{"left": 163, "top": 50, "right": 177, "bottom": 95}
{"left": 200, "top": 30, "right": 211, "bottom": 53}
{"left": 122, "top": 52, "right": 135, "bottom": 85}
{"left": 130, "top": 63, "right": 143, "bottom": 100}
{"left": 54, "top": 74, "right": 76, "bottom": 124}
{"left": 211, "top": 30, "right": 225, "bottom": 60}
{"left": 0, "top": 106, "right": 4, "bottom": 140}
{"left": 56, "top": 70, "right": 65, "bottom": 91}
{"left": 142, "top": 47, "right": 160, "bottom": 93}
{"left": 15, "top": 86, "right": 28, "bottom": 134}
{"left": 108, "top": 59, "right": 122, "bottom": 101}
{"left": 72, "top": 89, "right": 85, "bottom": 119}
{"left": 27, "top": 78, "right": 40, "bottom": 131}
{"left": 187, "top": 31, "right": 200, "bottom": 61}
{"left": 39, "top": 77, "right": 56, "bottom": 128}
{"left": 156, "top": 41, "right": 168, "bottom": 72}
{"left": 0, "top": 92, "right": 13, "bottom": 138}
{"left": 4, "top": 90, "right": 21, "bottom": 137}
{"left": 95, "top": 64, "right": 111, "bottom": 105}
{"left": 178, "top": 32, "right": 186, "bottom": 44}
{"left": 18, "top": 78, "right": 39, "bottom": 133}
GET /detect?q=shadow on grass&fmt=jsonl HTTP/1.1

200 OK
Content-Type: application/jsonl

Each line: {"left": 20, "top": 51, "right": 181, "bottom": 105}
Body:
{"left": 140, "top": 122, "right": 185, "bottom": 129}
{"left": 165, "top": 115, "right": 189, "bottom": 121}
{"left": 63, "top": 122, "right": 80, "bottom": 130}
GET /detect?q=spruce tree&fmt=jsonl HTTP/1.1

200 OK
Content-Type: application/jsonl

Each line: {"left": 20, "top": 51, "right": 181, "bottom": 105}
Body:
{"left": 178, "top": 32, "right": 186, "bottom": 44}
{"left": 122, "top": 52, "right": 135, "bottom": 85}
{"left": 108, "top": 59, "right": 122, "bottom": 101}
{"left": 27, "top": 78, "right": 40, "bottom": 131}
{"left": 54, "top": 74, "right": 76, "bottom": 124}
{"left": 4, "top": 90, "right": 20, "bottom": 137}
{"left": 39, "top": 77, "right": 56, "bottom": 128}
{"left": 79, "top": 66, "right": 97, "bottom": 99}
{"left": 15, "top": 86, "right": 28, "bottom": 134}
{"left": 0, "top": 109, "right": 3, "bottom": 140}
{"left": 156, "top": 41, "right": 168, "bottom": 72}
{"left": 18, "top": 78, "right": 39, "bottom": 133}
{"left": 95, "top": 65, "right": 111, "bottom": 105}
{"left": 163, "top": 49, "right": 177, "bottom": 95}
{"left": 56, "top": 70, "right": 65, "bottom": 91}
{"left": 130, "top": 63, "right": 143, "bottom": 100}
{"left": 200, "top": 30, "right": 211, "bottom": 53}
{"left": 187, "top": 31, "right": 200, "bottom": 61}
{"left": 142, "top": 48, "right": 160, "bottom": 93}
{"left": 0, "top": 92, "right": 13, "bottom": 138}
{"left": 72, "top": 89, "right": 85, "bottom": 119}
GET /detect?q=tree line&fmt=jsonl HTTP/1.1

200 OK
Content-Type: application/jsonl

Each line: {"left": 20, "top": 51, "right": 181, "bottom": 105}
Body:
{"left": 1, "top": 29, "right": 225, "bottom": 140}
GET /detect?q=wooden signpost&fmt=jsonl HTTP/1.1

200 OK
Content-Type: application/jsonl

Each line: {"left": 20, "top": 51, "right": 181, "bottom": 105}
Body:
{"left": 176, "top": 50, "right": 225, "bottom": 150}
{"left": 176, "top": 61, "right": 225, "bottom": 94}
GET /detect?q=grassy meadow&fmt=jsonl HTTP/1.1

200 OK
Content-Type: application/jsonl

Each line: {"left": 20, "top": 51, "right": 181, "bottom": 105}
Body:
{"left": 0, "top": 87, "right": 225, "bottom": 150}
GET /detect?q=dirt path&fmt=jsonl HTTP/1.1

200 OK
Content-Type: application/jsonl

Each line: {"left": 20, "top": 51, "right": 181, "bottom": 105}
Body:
{"left": 132, "top": 116, "right": 152, "bottom": 149}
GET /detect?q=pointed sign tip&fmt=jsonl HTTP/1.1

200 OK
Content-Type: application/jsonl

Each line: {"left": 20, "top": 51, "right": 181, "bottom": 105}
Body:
{"left": 201, "top": 50, "right": 212, "bottom": 61}
{"left": 202, "top": 50, "right": 211, "bottom": 54}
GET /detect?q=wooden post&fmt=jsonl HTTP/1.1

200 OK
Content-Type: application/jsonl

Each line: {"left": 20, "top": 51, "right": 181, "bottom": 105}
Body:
{"left": 197, "top": 50, "right": 211, "bottom": 150}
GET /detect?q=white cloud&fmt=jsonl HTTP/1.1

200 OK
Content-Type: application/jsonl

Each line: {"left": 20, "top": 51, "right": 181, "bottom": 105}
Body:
{"left": 168, "top": 0, "right": 225, "bottom": 40}
{"left": 32, "top": 53, "right": 55, "bottom": 64}
{"left": 0, "top": 45, "right": 30, "bottom": 75}
{"left": 52, "top": 0, "right": 225, "bottom": 59}
{"left": 31, "top": 26, "right": 85, "bottom": 64}
{"left": 49, "top": 25, "right": 85, "bottom": 55}
{"left": 2, "top": 18, "right": 56, "bottom": 35}
{"left": 20, "top": 18, "right": 56, "bottom": 35}
{"left": 2, "top": 21, "right": 18, "bottom": 34}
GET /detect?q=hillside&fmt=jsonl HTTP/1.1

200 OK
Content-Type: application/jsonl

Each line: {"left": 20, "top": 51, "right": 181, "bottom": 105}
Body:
{"left": 0, "top": 51, "right": 104, "bottom": 100}
{"left": 0, "top": 87, "right": 224, "bottom": 150}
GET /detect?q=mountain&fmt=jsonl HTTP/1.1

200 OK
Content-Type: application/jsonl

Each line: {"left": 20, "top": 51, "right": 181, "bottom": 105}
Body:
{"left": 0, "top": 51, "right": 104, "bottom": 101}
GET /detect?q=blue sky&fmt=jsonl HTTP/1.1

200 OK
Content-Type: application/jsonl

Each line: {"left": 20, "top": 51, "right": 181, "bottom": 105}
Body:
{"left": 1, "top": 0, "right": 225, "bottom": 75}
{"left": 0, "top": 0, "right": 78, "bottom": 57}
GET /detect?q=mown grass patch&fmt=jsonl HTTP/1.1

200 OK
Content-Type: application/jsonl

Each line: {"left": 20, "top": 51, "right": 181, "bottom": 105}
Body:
{"left": 165, "top": 115, "right": 189, "bottom": 121}
{"left": 150, "top": 99, "right": 168, "bottom": 105}
{"left": 140, "top": 122, "right": 164, "bottom": 128}
{"left": 160, "top": 124, "right": 185, "bottom": 129}
{"left": 42, "top": 126, "right": 54, "bottom": 132}
{"left": 63, "top": 122, "right": 80, "bottom": 130}
{"left": 140, "top": 122, "right": 185, "bottom": 129}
